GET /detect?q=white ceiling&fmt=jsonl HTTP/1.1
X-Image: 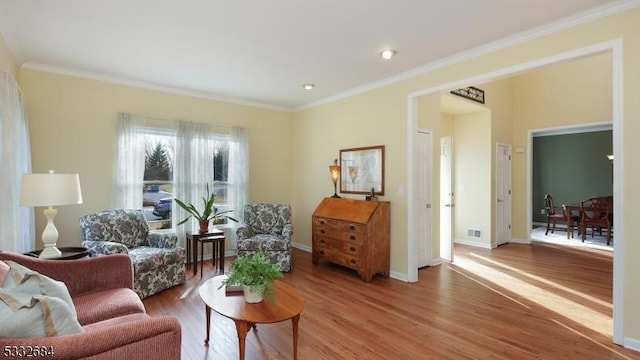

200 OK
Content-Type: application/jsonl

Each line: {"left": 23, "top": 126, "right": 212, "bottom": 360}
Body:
{"left": 0, "top": 0, "right": 630, "bottom": 110}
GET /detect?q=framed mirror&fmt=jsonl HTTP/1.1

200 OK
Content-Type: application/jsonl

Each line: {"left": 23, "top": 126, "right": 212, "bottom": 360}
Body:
{"left": 339, "top": 145, "right": 385, "bottom": 195}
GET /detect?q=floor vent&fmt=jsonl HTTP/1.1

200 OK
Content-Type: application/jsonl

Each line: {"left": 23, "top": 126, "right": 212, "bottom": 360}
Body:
{"left": 467, "top": 228, "right": 482, "bottom": 238}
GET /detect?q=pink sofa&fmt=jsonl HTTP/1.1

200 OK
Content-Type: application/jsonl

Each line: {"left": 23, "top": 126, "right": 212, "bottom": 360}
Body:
{"left": 0, "top": 251, "right": 181, "bottom": 360}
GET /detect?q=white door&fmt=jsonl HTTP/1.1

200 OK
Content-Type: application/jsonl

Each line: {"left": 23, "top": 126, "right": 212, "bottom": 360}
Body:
{"left": 417, "top": 130, "right": 433, "bottom": 268}
{"left": 496, "top": 144, "right": 512, "bottom": 246}
{"left": 440, "top": 136, "right": 454, "bottom": 262}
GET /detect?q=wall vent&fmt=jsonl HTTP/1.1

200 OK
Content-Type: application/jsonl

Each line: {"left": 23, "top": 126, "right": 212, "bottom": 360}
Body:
{"left": 467, "top": 228, "right": 482, "bottom": 238}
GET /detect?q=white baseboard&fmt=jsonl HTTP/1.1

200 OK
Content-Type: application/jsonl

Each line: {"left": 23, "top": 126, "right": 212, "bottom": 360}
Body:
{"left": 293, "top": 242, "right": 407, "bottom": 282}
{"left": 292, "top": 242, "right": 311, "bottom": 252}
{"left": 509, "top": 238, "right": 532, "bottom": 244}
{"left": 430, "top": 258, "right": 444, "bottom": 266}
{"left": 454, "top": 238, "right": 493, "bottom": 249}
{"left": 390, "top": 271, "right": 408, "bottom": 282}
{"left": 625, "top": 337, "right": 640, "bottom": 352}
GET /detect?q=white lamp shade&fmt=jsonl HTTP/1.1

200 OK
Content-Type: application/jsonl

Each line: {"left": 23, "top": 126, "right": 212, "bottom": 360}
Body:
{"left": 20, "top": 172, "right": 83, "bottom": 207}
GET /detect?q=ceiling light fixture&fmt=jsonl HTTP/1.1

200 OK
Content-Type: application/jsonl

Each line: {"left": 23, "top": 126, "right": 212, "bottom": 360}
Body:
{"left": 380, "top": 49, "right": 396, "bottom": 60}
{"left": 303, "top": 83, "right": 315, "bottom": 90}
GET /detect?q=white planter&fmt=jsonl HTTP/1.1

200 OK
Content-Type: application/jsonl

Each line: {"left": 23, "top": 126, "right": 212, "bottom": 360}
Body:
{"left": 242, "top": 284, "right": 264, "bottom": 303}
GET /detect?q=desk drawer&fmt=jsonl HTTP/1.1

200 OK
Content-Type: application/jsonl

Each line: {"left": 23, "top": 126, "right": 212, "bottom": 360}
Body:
{"left": 313, "top": 218, "right": 366, "bottom": 244}
{"left": 314, "top": 247, "right": 361, "bottom": 270}
{"left": 313, "top": 236, "right": 362, "bottom": 256}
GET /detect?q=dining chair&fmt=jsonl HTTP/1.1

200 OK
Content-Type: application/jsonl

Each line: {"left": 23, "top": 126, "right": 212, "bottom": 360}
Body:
{"left": 544, "top": 194, "right": 571, "bottom": 236}
{"left": 580, "top": 197, "right": 612, "bottom": 245}
{"left": 561, "top": 204, "right": 581, "bottom": 239}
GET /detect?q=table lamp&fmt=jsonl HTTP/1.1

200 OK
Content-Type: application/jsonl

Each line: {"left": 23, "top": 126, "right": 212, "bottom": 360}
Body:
{"left": 329, "top": 159, "right": 341, "bottom": 198}
{"left": 20, "top": 170, "right": 83, "bottom": 258}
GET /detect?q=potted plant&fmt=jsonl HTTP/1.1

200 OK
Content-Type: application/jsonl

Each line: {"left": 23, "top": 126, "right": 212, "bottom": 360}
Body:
{"left": 220, "top": 250, "right": 284, "bottom": 303}
{"left": 174, "top": 183, "right": 238, "bottom": 233}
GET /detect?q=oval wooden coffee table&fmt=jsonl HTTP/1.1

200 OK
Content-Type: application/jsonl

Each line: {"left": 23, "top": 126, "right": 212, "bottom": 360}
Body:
{"left": 199, "top": 275, "right": 304, "bottom": 360}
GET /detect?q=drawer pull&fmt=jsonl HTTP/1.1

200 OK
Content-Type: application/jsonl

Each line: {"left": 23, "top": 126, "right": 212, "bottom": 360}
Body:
{"left": 319, "top": 220, "right": 325, "bottom": 225}
{"left": 350, "top": 235, "right": 356, "bottom": 241}
{"left": 350, "top": 258, "right": 357, "bottom": 264}
{"left": 320, "top": 239, "right": 325, "bottom": 244}
{"left": 319, "top": 250, "right": 325, "bottom": 255}
{"left": 320, "top": 229, "right": 325, "bottom": 234}
{"left": 349, "top": 246, "right": 356, "bottom": 252}
{"left": 349, "top": 225, "right": 356, "bottom": 231}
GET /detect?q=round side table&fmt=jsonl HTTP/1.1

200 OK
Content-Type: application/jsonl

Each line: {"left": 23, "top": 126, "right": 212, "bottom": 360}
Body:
{"left": 25, "top": 247, "right": 90, "bottom": 260}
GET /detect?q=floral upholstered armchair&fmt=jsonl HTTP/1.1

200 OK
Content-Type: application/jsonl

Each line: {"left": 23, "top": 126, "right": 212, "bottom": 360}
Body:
{"left": 236, "top": 203, "right": 293, "bottom": 272}
{"left": 79, "top": 209, "right": 186, "bottom": 299}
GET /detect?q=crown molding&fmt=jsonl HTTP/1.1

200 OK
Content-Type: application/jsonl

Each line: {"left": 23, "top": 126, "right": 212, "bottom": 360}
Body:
{"left": 10, "top": 1, "right": 640, "bottom": 113}
{"left": 20, "top": 62, "right": 292, "bottom": 113}
{"left": 295, "top": 0, "right": 640, "bottom": 111}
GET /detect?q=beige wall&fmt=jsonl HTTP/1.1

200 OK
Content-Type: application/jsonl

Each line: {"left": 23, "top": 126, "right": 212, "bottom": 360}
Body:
{"left": 291, "top": 91, "right": 408, "bottom": 267}
{"left": 18, "top": 69, "right": 294, "bottom": 248}
{"left": 291, "top": 8, "right": 640, "bottom": 342}
{"left": 484, "top": 78, "right": 514, "bottom": 246}
{"left": 452, "top": 110, "right": 492, "bottom": 247}
{"left": 511, "top": 53, "right": 613, "bottom": 240}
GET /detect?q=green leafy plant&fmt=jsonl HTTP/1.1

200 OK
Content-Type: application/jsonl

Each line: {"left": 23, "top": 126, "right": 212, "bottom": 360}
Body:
{"left": 221, "top": 250, "right": 284, "bottom": 303}
{"left": 174, "top": 183, "right": 238, "bottom": 226}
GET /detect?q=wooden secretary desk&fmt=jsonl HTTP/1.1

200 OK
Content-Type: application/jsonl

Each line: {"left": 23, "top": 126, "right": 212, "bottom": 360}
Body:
{"left": 311, "top": 197, "right": 390, "bottom": 282}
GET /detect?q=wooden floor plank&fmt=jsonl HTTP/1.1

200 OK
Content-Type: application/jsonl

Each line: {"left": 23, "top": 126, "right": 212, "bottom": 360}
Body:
{"left": 143, "top": 242, "right": 640, "bottom": 359}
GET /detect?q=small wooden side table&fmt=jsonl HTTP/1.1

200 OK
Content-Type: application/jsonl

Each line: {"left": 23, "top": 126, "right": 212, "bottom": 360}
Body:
{"left": 186, "top": 230, "right": 226, "bottom": 277}
{"left": 199, "top": 275, "right": 304, "bottom": 360}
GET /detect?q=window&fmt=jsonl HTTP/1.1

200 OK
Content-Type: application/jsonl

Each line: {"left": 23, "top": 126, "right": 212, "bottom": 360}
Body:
{"left": 114, "top": 113, "right": 248, "bottom": 236}
{"left": 212, "top": 135, "right": 231, "bottom": 225}
{"left": 143, "top": 130, "right": 174, "bottom": 230}
{"left": 141, "top": 130, "right": 234, "bottom": 230}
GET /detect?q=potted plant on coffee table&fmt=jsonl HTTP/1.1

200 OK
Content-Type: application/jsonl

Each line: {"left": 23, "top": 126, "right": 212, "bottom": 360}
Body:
{"left": 174, "top": 183, "right": 238, "bottom": 233}
{"left": 220, "top": 250, "right": 284, "bottom": 303}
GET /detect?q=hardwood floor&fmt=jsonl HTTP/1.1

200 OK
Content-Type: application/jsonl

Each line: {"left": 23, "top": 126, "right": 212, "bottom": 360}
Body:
{"left": 143, "top": 243, "right": 640, "bottom": 359}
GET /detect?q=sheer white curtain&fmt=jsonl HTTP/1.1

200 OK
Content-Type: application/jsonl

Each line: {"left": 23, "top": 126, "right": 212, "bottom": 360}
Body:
{"left": 0, "top": 72, "right": 34, "bottom": 252}
{"left": 112, "top": 113, "right": 146, "bottom": 208}
{"left": 174, "top": 120, "right": 214, "bottom": 246}
{"left": 228, "top": 126, "right": 249, "bottom": 248}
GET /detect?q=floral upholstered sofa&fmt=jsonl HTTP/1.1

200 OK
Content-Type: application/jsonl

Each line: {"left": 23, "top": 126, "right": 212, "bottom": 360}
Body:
{"left": 236, "top": 203, "right": 293, "bottom": 272}
{"left": 79, "top": 209, "right": 186, "bottom": 299}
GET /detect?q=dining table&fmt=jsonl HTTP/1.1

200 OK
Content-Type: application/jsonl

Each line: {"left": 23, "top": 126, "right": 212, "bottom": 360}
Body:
{"left": 564, "top": 203, "right": 613, "bottom": 241}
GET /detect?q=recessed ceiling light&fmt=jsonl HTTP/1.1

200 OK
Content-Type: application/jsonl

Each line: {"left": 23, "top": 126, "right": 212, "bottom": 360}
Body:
{"left": 303, "top": 83, "right": 315, "bottom": 90}
{"left": 380, "top": 49, "right": 396, "bottom": 60}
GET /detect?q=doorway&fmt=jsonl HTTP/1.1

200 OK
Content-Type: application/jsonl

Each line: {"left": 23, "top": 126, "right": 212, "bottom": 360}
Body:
{"left": 406, "top": 40, "right": 623, "bottom": 344}
{"left": 496, "top": 143, "right": 512, "bottom": 246}
{"left": 416, "top": 129, "right": 433, "bottom": 268}
{"left": 439, "top": 136, "right": 454, "bottom": 262}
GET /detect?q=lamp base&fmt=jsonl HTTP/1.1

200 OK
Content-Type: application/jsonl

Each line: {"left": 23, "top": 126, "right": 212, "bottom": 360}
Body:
{"left": 39, "top": 206, "right": 61, "bottom": 259}
{"left": 39, "top": 246, "right": 62, "bottom": 259}
{"left": 331, "top": 183, "right": 341, "bottom": 198}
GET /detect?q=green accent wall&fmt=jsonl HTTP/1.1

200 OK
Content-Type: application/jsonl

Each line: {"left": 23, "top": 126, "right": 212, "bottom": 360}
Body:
{"left": 532, "top": 130, "right": 612, "bottom": 223}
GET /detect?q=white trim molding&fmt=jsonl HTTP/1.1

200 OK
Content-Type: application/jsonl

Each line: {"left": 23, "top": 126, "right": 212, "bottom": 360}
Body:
{"left": 406, "top": 38, "right": 625, "bottom": 347}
